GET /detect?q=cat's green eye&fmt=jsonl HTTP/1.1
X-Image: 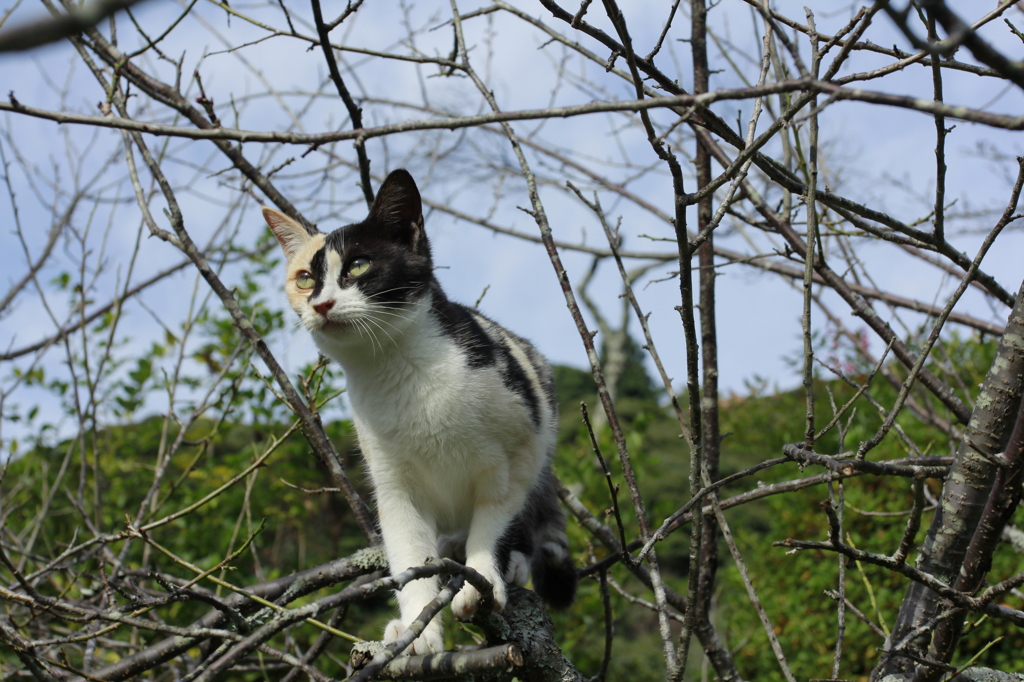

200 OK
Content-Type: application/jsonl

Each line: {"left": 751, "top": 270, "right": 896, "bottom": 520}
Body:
{"left": 348, "top": 258, "right": 370, "bottom": 278}
{"left": 295, "top": 271, "right": 315, "bottom": 290}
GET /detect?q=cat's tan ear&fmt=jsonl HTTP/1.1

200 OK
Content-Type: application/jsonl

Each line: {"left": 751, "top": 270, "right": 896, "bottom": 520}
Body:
{"left": 262, "top": 207, "right": 313, "bottom": 259}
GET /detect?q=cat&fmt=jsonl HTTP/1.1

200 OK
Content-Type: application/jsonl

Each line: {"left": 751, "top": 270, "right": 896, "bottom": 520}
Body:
{"left": 262, "top": 169, "right": 577, "bottom": 655}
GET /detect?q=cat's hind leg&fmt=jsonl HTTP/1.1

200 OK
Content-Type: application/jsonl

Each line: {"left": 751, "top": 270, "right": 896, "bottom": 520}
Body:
{"left": 504, "top": 551, "right": 530, "bottom": 586}
{"left": 495, "top": 516, "right": 532, "bottom": 587}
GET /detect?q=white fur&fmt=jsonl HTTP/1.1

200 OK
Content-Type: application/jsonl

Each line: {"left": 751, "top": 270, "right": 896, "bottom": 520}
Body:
{"left": 303, "top": 281, "right": 554, "bottom": 653}
{"left": 504, "top": 551, "right": 530, "bottom": 586}
{"left": 266, "top": 204, "right": 559, "bottom": 654}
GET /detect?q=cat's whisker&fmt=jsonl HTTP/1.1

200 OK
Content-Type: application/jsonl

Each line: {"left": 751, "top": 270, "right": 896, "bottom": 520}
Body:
{"left": 287, "top": 326, "right": 307, "bottom": 349}
{"left": 357, "top": 305, "right": 409, "bottom": 320}
{"left": 363, "top": 306, "right": 406, "bottom": 329}
{"left": 364, "top": 284, "right": 418, "bottom": 296}
{"left": 354, "top": 317, "right": 381, "bottom": 357}
{"left": 362, "top": 317, "right": 387, "bottom": 358}
{"left": 363, "top": 286, "right": 419, "bottom": 301}
{"left": 351, "top": 318, "right": 373, "bottom": 355}
{"left": 362, "top": 309, "right": 405, "bottom": 337}
{"left": 286, "top": 312, "right": 317, "bottom": 343}
{"left": 363, "top": 313, "right": 400, "bottom": 349}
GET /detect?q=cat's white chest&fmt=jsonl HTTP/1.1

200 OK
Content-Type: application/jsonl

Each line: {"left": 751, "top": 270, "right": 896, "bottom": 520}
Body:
{"left": 316, "top": 319, "right": 537, "bottom": 528}
{"left": 352, "top": 371, "right": 520, "bottom": 528}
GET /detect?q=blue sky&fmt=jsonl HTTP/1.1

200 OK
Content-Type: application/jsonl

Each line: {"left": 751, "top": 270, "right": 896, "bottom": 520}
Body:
{"left": 2, "top": 0, "right": 1023, "bottom": 449}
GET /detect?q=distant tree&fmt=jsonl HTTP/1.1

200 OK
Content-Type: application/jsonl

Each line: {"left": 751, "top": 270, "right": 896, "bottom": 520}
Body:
{"left": 614, "top": 334, "right": 658, "bottom": 404}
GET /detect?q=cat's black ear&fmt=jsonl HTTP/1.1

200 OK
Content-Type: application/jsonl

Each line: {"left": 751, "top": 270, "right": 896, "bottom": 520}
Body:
{"left": 263, "top": 207, "right": 318, "bottom": 260}
{"left": 367, "top": 169, "right": 427, "bottom": 255}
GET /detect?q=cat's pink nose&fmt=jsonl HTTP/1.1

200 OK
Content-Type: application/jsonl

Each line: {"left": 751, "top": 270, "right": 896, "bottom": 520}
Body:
{"left": 313, "top": 300, "right": 335, "bottom": 317}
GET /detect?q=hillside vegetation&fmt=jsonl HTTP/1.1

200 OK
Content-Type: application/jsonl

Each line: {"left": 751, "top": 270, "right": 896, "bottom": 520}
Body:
{"left": 5, "top": 332, "right": 1018, "bottom": 680}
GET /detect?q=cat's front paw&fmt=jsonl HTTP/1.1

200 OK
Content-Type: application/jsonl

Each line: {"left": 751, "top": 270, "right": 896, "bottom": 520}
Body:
{"left": 383, "top": 619, "right": 444, "bottom": 655}
{"left": 451, "top": 567, "right": 506, "bottom": 620}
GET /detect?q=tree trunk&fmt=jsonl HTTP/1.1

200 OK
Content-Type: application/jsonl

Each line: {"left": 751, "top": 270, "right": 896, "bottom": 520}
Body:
{"left": 874, "top": 279, "right": 1024, "bottom": 679}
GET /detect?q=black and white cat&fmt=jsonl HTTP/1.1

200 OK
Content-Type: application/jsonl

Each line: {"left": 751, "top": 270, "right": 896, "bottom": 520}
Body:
{"left": 263, "top": 169, "right": 576, "bottom": 654}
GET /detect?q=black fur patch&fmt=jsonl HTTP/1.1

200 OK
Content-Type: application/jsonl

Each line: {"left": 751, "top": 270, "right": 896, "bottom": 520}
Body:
{"left": 429, "top": 299, "right": 547, "bottom": 430}
{"left": 531, "top": 542, "right": 578, "bottom": 610}
{"left": 317, "top": 211, "right": 433, "bottom": 308}
{"left": 430, "top": 295, "right": 496, "bottom": 369}
{"left": 309, "top": 247, "right": 327, "bottom": 300}
{"left": 301, "top": 169, "right": 436, "bottom": 310}
{"left": 499, "top": 466, "right": 577, "bottom": 609}
{"left": 518, "top": 335, "right": 557, "bottom": 423}
{"left": 495, "top": 339, "right": 542, "bottom": 428}
{"left": 496, "top": 516, "right": 532, "bottom": 577}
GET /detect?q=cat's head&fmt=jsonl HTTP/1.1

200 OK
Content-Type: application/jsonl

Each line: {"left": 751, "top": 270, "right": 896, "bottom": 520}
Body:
{"left": 262, "top": 169, "right": 434, "bottom": 338}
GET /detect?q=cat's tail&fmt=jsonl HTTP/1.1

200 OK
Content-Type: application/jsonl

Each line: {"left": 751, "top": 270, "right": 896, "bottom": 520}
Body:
{"left": 526, "top": 467, "right": 578, "bottom": 609}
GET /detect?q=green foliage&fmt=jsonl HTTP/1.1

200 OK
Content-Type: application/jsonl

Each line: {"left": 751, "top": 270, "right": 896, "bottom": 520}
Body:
{"left": 552, "top": 364, "right": 596, "bottom": 412}
{"left": 4, "top": 316, "right": 1018, "bottom": 681}
{"left": 609, "top": 333, "right": 658, "bottom": 403}
{"left": 0, "top": 243, "right": 380, "bottom": 676}
{"left": 2, "top": 414, "right": 378, "bottom": 677}
{"left": 709, "top": 332, "right": 1020, "bottom": 681}
{"left": 549, "top": 330, "right": 1021, "bottom": 681}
